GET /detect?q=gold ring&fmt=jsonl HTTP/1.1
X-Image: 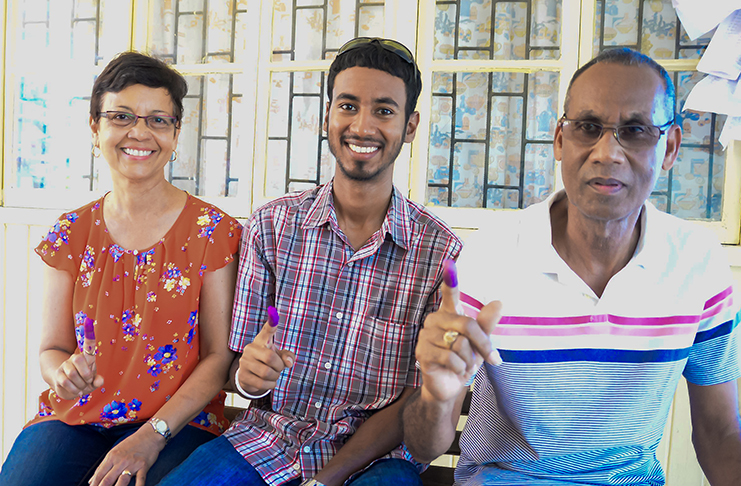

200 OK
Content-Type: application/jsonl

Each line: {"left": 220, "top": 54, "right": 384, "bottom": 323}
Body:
{"left": 443, "top": 330, "right": 460, "bottom": 349}
{"left": 121, "top": 470, "right": 133, "bottom": 477}
{"left": 83, "top": 349, "right": 95, "bottom": 356}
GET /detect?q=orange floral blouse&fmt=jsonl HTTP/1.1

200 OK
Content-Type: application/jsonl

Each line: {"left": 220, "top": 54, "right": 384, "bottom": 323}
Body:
{"left": 29, "top": 193, "right": 242, "bottom": 435}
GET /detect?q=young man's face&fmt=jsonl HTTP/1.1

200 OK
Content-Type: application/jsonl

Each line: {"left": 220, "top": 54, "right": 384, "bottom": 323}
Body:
{"left": 554, "top": 62, "right": 681, "bottom": 224}
{"left": 324, "top": 66, "right": 419, "bottom": 184}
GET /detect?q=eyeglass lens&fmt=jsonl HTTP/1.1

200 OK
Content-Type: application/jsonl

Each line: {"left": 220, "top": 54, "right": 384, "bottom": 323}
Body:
{"left": 563, "top": 120, "right": 662, "bottom": 149}
{"left": 101, "top": 111, "right": 176, "bottom": 130}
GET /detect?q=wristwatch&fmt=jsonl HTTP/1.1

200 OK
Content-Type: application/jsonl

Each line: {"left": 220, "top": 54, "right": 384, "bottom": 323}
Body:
{"left": 299, "top": 480, "right": 326, "bottom": 486}
{"left": 148, "top": 417, "right": 171, "bottom": 443}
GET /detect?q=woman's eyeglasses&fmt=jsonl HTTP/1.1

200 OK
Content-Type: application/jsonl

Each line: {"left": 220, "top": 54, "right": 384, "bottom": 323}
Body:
{"left": 558, "top": 116, "right": 674, "bottom": 150}
{"left": 99, "top": 111, "right": 179, "bottom": 131}
{"left": 337, "top": 37, "right": 414, "bottom": 64}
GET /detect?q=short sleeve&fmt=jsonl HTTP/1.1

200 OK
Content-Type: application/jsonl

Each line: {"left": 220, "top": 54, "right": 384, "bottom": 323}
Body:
{"left": 35, "top": 211, "right": 85, "bottom": 276}
{"left": 199, "top": 206, "right": 242, "bottom": 273}
{"left": 683, "top": 235, "right": 741, "bottom": 385}
{"left": 229, "top": 211, "right": 275, "bottom": 352}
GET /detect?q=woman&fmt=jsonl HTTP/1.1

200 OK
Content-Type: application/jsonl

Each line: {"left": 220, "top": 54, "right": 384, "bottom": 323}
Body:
{"left": 0, "top": 52, "right": 241, "bottom": 486}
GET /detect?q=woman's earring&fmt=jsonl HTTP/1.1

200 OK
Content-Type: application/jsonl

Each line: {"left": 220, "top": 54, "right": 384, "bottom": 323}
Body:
{"left": 92, "top": 145, "right": 101, "bottom": 158}
{"left": 170, "top": 150, "right": 178, "bottom": 162}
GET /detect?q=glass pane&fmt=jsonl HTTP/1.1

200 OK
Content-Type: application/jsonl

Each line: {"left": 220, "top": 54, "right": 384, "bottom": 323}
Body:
{"left": 8, "top": 0, "right": 132, "bottom": 192}
{"left": 426, "top": 71, "right": 559, "bottom": 208}
{"left": 266, "top": 71, "right": 334, "bottom": 194}
{"left": 173, "top": 74, "right": 243, "bottom": 197}
{"left": 272, "top": 0, "right": 385, "bottom": 61}
{"left": 434, "top": 0, "right": 562, "bottom": 61}
{"left": 594, "top": 0, "right": 712, "bottom": 59}
{"left": 593, "top": 0, "right": 724, "bottom": 221}
{"left": 149, "top": 0, "right": 253, "bottom": 64}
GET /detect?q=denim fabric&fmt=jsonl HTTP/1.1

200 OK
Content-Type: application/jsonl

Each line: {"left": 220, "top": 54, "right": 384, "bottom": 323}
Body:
{"left": 0, "top": 421, "right": 215, "bottom": 486}
{"left": 159, "top": 436, "right": 422, "bottom": 486}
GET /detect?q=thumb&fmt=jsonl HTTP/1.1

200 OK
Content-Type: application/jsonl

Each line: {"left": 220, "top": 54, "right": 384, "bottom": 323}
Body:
{"left": 477, "top": 300, "right": 503, "bottom": 365}
{"left": 439, "top": 259, "right": 462, "bottom": 314}
{"left": 255, "top": 306, "right": 280, "bottom": 349}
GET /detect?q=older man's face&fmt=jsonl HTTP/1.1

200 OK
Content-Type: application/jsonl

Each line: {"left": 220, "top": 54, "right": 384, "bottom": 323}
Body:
{"left": 554, "top": 63, "right": 680, "bottom": 224}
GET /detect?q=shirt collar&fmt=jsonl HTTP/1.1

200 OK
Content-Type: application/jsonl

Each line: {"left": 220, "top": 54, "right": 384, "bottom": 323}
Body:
{"left": 302, "top": 179, "right": 411, "bottom": 250}
{"left": 522, "top": 189, "right": 655, "bottom": 274}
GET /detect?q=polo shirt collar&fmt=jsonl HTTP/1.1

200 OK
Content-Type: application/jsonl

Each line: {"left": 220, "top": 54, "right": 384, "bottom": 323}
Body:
{"left": 522, "top": 190, "right": 656, "bottom": 275}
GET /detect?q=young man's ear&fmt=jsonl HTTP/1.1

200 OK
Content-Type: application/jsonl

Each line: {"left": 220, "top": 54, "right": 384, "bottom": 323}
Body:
{"left": 323, "top": 101, "right": 330, "bottom": 133}
{"left": 404, "top": 111, "right": 420, "bottom": 143}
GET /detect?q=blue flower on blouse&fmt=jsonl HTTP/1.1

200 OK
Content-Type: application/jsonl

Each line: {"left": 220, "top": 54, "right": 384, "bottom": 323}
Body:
{"left": 148, "top": 363, "right": 162, "bottom": 377}
{"left": 109, "top": 244, "right": 125, "bottom": 263}
{"left": 192, "top": 411, "right": 211, "bottom": 427}
{"left": 154, "top": 345, "right": 178, "bottom": 365}
{"left": 100, "top": 400, "right": 128, "bottom": 421}
{"left": 186, "top": 311, "right": 198, "bottom": 344}
{"left": 128, "top": 398, "right": 142, "bottom": 411}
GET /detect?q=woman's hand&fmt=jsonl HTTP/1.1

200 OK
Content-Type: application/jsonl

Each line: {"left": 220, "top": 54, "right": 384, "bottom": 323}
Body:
{"left": 89, "top": 425, "right": 166, "bottom": 486}
{"left": 50, "top": 352, "right": 104, "bottom": 400}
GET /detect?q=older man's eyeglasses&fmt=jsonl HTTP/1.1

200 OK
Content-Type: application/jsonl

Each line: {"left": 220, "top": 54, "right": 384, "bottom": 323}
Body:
{"left": 559, "top": 116, "right": 674, "bottom": 150}
{"left": 337, "top": 37, "right": 414, "bottom": 64}
{"left": 99, "top": 111, "right": 179, "bottom": 131}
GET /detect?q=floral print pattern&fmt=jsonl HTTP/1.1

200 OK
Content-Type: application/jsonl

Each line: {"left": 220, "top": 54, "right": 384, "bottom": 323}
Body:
{"left": 30, "top": 194, "right": 241, "bottom": 435}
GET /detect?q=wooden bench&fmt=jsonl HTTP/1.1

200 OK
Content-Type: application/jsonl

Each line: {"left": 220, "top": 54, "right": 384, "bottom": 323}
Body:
{"left": 223, "top": 390, "right": 471, "bottom": 486}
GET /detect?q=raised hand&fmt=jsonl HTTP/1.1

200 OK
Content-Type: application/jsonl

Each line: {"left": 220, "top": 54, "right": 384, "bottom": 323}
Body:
{"left": 236, "top": 306, "right": 296, "bottom": 396}
{"left": 416, "top": 260, "right": 502, "bottom": 403}
{"left": 51, "top": 318, "right": 104, "bottom": 400}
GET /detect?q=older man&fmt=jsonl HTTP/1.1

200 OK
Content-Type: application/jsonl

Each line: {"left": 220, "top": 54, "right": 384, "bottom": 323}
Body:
{"left": 403, "top": 47, "right": 741, "bottom": 485}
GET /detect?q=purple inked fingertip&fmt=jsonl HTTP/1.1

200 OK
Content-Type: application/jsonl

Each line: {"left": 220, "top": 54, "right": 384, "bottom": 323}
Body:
{"left": 442, "top": 259, "right": 458, "bottom": 288}
{"left": 84, "top": 317, "right": 95, "bottom": 340}
{"left": 267, "top": 306, "right": 279, "bottom": 327}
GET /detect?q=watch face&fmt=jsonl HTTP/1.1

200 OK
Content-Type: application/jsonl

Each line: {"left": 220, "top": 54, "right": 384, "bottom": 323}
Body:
{"left": 155, "top": 420, "right": 167, "bottom": 433}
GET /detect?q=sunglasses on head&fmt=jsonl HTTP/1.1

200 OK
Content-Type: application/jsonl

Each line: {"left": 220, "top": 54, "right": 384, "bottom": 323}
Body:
{"left": 337, "top": 37, "right": 415, "bottom": 64}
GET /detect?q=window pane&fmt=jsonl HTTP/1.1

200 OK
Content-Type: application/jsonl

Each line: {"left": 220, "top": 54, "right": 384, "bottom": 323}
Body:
{"left": 266, "top": 71, "right": 334, "bottom": 196}
{"left": 174, "top": 74, "right": 244, "bottom": 197}
{"left": 272, "top": 0, "right": 385, "bottom": 61}
{"left": 427, "top": 71, "right": 559, "bottom": 208}
{"left": 593, "top": 0, "right": 714, "bottom": 59}
{"left": 8, "top": 0, "right": 131, "bottom": 192}
{"left": 434, "top": 0, "right": 562, "bottom": 61}
{"left": 149, "top": 0, "right": 253, "bottom": 64}
{"left": 593, "top": 0, "right": 724, "bottom": 221}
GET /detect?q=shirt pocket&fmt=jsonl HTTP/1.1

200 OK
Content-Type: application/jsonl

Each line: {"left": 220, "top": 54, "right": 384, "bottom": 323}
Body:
{"left": 345, "top": 316, "right": 417, "bottom": 407}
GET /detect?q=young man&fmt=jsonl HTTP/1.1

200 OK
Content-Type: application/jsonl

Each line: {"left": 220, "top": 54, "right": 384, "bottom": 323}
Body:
{"left": 160, "top": 38, "right": 461, "bottom": 486}
{"left": 403, "top": 48, "right": 741, "bottom": 485}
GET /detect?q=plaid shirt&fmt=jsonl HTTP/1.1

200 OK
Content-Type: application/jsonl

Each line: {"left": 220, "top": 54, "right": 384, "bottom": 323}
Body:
{"left": 226, "top": 180, "right": 462, "bottom": 485}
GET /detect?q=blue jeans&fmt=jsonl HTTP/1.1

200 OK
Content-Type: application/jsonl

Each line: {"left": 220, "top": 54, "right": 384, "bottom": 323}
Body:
{"left": 0, "top": 420, "right": 215, "bottom": 486}
{"left": 158, "top": 435, "right": 423, "bottom": 486}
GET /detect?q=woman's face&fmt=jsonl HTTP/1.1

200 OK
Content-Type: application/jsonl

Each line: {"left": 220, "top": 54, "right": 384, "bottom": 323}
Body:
{"left": 90, "top": 84, "right": 180, "bottom": 185}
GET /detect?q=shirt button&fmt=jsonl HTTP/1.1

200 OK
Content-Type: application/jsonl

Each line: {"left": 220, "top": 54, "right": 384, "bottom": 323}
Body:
{"left": 335, "top": 312, "right": 343, "bottom": 319}
{"left": 314, "top": 401, "right": 322, "bottom": 408}
{"left": 303, "top": 446, "right": 311, "bottom": 453}
{"left": 324, "top": 361, "right": 332, "bottom": 370}
{"left": 348, "top": 262, "right": 353, "bottom": 268}
{"left": 293, "top": 463, "right": 301, "bottom": 471}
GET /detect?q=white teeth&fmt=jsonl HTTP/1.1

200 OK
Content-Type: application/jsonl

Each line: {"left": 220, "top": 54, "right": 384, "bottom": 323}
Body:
{"left": 348, "top": 143, "right": 379, "bottom": 154}
{"left": 122, "top": 148, "right": 154, "bottom": 157}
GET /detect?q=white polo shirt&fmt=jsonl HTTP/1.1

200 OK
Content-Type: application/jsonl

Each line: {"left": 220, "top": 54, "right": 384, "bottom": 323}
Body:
{"left": 455, "top": 190, "right": 740, "bottom": 486}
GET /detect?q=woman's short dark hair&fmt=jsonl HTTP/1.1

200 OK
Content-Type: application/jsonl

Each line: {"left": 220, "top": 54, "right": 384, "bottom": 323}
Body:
{"left": 327, "top": 40, "right": 422, "bottom": 121}
{"left": 90, "top": 51, "right": 188, "bottom": 126}
{"left": 564, "top": 47, "right": 676, "bottom": 123}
